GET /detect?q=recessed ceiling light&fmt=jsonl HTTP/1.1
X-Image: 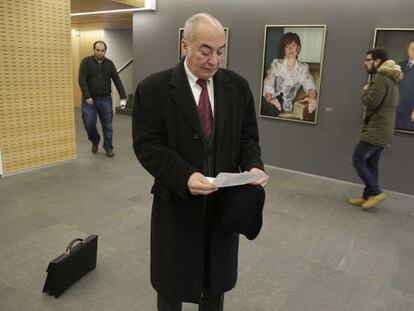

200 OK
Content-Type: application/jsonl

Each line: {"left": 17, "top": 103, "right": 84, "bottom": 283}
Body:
{"left": 70, "top": 0, "right": 156, "bottom": 16}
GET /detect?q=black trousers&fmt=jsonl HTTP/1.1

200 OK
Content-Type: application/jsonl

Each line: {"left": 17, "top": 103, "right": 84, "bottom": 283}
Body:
{"left": 157, "top": 292, "right": 224, "bottom": 311}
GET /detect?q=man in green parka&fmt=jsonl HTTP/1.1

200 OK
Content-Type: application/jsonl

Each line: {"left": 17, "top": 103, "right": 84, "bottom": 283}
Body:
{"left": 349, "top": 49, "right": 403, "bottom": 209}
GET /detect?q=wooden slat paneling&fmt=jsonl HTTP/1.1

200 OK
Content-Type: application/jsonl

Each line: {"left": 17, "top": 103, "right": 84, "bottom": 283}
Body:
{"left": 0, "top": 0, "right": 76, "bottom": 174}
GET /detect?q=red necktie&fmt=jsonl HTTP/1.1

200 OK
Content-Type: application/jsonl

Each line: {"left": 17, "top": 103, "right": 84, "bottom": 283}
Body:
{"left": 197, "top": 79, "right": 213, "bottom": 140}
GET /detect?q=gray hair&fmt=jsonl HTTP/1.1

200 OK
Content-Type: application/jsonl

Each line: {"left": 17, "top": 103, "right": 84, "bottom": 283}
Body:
{"left": 183, "top": 13, "right": 224, "bottom": 42}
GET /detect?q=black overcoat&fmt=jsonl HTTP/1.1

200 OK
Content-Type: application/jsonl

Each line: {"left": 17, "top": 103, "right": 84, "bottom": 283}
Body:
{"left": 132, "top": 61, "right": 263, "bottom": 303}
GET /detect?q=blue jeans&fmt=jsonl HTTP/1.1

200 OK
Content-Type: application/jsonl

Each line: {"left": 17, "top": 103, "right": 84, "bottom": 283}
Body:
{"left": 81, "top": 96, "right": 113, "bottom": 151}
{"left": 351, "top": 140, "right": 384, "bottom": 199}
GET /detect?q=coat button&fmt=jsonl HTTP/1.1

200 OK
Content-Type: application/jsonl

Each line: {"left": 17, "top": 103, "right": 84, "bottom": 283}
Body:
{"left": 193, "top": 132, "right": 200, "bottom": 140}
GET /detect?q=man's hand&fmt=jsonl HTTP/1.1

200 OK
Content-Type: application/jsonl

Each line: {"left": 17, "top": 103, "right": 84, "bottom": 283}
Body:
{"left": 120, "top": 99, "right": 127, "bottom": 109}
{"left": 187, "top": 172, "right": 218, "bottom": 195}
{"left": 86, "top": 98, "right": 93, "bottom": 105}
{"left": 411, "top": 109, "right": 414, "bottom": 122}
{"left": 362, "top": 84, "right": 369, "bottom": 91}
{"left": 249, "top": 168, "right": 268, "bottom": 187}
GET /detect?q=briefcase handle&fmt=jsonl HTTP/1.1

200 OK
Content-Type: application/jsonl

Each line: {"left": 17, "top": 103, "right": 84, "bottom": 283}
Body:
{"left": 66, "top": 238, "right": 84, "bottom": 254}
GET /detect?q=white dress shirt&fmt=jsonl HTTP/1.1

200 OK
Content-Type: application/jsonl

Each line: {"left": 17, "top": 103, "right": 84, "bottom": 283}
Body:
{"left": 184, "top": 59, "right": 215, "bottom": 116}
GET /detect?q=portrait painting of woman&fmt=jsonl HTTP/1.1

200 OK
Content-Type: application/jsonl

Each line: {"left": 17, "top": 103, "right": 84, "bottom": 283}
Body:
{"left": 260, "top": 26, "right": 326, "bottom": 124}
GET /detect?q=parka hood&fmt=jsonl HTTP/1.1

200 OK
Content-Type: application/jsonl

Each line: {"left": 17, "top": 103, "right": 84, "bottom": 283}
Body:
{"left": 377, "top": 60, "right": 404, "bottom": 82}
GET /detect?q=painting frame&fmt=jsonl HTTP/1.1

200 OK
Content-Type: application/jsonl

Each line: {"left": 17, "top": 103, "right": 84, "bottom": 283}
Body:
{"left": 259, "top": 25, "right": 327, "bottom": 125}
{"left": 178, "top": 27, "right": 229, "bottom": 68}
{"left": 373, "top": 28, "right": 414, "bottom": 134}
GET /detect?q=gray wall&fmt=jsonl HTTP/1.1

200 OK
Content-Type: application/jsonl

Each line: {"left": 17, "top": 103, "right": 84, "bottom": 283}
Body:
{"left": 133, "top": 0, "right": 414, "bottom": 195}
{"left": 104, "top": 29, "right": 134, "bottom": 105}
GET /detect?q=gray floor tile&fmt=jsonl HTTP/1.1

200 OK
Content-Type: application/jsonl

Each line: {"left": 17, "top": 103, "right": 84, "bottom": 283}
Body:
{"left": 279, "top": 263, "right": 359, "bottom": 311}
{"left": 391, "top": 246, "right": 414, "bottom": 295}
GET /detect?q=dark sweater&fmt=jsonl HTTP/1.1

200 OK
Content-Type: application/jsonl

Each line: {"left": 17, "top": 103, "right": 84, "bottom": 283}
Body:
{"left": 79, "top": 56, "right": 127, "bottom": 100}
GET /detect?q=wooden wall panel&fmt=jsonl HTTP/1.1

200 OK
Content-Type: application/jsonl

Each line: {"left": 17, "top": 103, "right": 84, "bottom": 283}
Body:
{"left": 79, "top": 29, "right": 105, "bottom": 59}
{"left": 71, "top": 29, "right": 81, "bottom": 107}
{"left": 0, "top": 0, "right": 76, "bottom": 174}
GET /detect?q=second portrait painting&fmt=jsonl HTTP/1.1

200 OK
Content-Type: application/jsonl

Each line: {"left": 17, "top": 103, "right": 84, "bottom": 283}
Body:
{"left": 259, "top": 25, "right": 326, "bottom": 124}
{"left": 374, "top": 28, "right": 414, "bottom": 134}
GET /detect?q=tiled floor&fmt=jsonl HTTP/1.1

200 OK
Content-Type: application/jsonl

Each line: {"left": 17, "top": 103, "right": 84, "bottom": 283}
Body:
{"left": 0, "top": 110, "right": 413, "bottom": 310}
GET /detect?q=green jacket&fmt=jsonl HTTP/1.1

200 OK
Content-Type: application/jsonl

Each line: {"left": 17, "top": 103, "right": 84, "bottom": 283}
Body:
{"left": 360, "top": 60, "right": 403, "bottom": 146}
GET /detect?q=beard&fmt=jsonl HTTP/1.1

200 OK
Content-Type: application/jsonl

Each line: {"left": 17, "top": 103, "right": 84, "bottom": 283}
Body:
{"left": 365, "top": 63, "right": 379, "bottom": 74}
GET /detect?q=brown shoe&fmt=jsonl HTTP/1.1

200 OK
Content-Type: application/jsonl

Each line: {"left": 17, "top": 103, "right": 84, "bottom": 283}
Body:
{"left": 105, "top": 150, "right": 114, "bottom": 157}
{"left": 348, "top": 197, "right": 366, "bottom": 206}
{"left": 91, "top": 144, "right": 98, "bottom": 154}
{"left": 361, "top": 193, "right": 386, "bottom": 209}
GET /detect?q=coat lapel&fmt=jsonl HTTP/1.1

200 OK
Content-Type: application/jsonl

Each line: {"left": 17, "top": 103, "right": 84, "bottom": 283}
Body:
{"left": 169, "top": 61, "right": 205, "bottom": 140}
{"left": 169, "top": 62, "right": 232, "bottom": 143}
{"left": 213, "top": 69, "right": 232, "bottom": 139}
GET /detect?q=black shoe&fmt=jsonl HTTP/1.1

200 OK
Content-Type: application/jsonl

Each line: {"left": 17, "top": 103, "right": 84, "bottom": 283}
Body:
{"left": 105, "top": 150, "right": 114, "bottom": 157}
{"left": 91, "top": 144, "right": 98, "bottom": 154}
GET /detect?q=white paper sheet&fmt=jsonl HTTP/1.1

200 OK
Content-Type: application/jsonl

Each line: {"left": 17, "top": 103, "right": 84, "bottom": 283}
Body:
{"left": 206, "top": 171, "right": 268, "bottom": 188}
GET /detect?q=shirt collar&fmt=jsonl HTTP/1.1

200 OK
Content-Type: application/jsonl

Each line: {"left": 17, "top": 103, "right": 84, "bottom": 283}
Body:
{"left": 184, "top": 58, "right": 213, "bottom": 87}
{"left": 93, "top": 56, "right": 105, "bottom": 63}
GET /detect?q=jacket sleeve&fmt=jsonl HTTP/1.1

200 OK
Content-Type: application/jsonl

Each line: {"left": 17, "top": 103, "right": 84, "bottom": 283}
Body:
{"left": 239, "top": 81, "right": 264, "bottom": 172}
{"left": 132, "top": 80, "right": 197, "bottom": 202}
{"left": 78, "top": 58, "right": 91, "bottom": 100}
{"left": 111, "top": 61, "right": 127, "bottom": 99}
{"left": 362, "top": 75, "right": 387, "bottom": 113}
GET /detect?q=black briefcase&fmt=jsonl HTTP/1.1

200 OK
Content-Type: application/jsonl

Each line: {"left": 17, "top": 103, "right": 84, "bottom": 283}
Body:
{"left": 42, "top": 235, "right": 98, "bottom": 298}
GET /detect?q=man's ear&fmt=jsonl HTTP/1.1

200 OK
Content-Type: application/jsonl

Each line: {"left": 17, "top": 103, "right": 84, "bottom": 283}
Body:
{"left": 181, "top": 39, "right": 190, "bottom": 57}
{"left": 374, "top": 58, "right": 382, "bottom": 68}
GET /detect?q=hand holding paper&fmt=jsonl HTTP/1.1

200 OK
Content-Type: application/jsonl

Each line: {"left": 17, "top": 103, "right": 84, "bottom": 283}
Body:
{"left": 188, "top": 172, "right": 218, "bottom": 195}
{"left": 206, "top": 170, "right": 269, "bottom": 188}
{"left": 249, "top": 168, "right": 268, "bottom": 186}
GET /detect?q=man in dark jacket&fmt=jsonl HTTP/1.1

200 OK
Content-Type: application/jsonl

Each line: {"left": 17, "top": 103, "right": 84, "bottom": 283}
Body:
{"left": 349, "top": 49, "right": 403, "bottom": 209}
{"left": 79, "top": 41, "right": 127, "bottom": 157}
{"left": 132, "top": 13, "right": 267, "bottom": 311}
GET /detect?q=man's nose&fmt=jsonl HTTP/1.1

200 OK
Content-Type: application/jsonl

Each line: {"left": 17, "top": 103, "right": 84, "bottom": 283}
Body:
{"left": 208, "top": 52, "right": 220, "bottom": 66}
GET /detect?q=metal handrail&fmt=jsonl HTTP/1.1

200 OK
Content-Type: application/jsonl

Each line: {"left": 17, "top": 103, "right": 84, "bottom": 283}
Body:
{"left": 117, "top": 58, "right": 133, "bottom": 74}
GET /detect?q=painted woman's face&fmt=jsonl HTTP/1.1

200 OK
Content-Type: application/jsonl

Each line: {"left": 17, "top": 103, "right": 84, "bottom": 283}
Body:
{"left": 284, "top": 41, "right": 300, "bottom": 59}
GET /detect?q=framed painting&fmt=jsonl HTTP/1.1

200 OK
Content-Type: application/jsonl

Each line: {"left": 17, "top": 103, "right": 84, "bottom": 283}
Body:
{"left": 259, "top": 25, "right": 326, "bottom": 124}
{"left": 374, "top": 28, "right": 414, "bottom": 134}
{"left": 178, "top": 27, "right": 229, "bottom": 68}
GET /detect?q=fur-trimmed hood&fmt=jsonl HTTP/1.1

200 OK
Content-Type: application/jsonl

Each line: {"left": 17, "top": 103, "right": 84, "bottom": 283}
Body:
{"left": 377, "top": 60, "right": 403, "bottom": 82}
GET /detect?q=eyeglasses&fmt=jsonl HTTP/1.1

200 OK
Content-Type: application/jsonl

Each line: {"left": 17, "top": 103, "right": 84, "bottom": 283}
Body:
{"left": 365, "top": 58, "right": 373, "bottom": 61}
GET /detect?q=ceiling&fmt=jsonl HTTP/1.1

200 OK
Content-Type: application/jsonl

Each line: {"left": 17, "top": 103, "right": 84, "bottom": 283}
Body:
{"left": 71, "top": 0, "right": 145, "bottom": 29}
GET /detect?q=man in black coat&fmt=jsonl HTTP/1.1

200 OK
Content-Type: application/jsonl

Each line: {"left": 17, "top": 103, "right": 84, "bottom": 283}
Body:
{"left": 132, "top": 13, "right": 267, "bottom": 311}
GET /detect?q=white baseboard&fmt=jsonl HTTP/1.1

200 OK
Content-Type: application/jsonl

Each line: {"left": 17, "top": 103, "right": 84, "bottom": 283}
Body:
{"left": 264, "top": 164, "right": 414, "bottom": 199}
